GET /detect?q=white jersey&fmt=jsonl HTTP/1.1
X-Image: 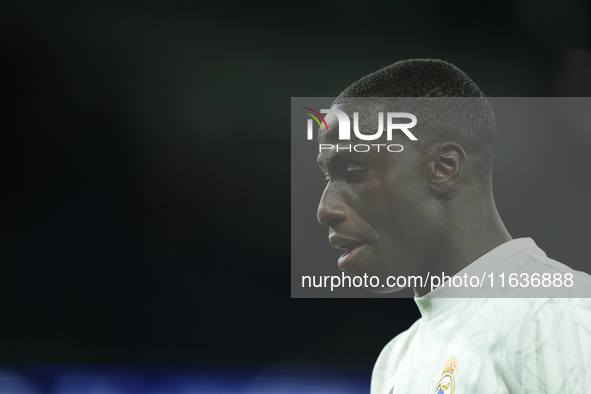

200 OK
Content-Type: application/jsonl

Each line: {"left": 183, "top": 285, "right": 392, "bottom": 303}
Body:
{"left": 371, "top": 238, "right": 591, "bottom": 394}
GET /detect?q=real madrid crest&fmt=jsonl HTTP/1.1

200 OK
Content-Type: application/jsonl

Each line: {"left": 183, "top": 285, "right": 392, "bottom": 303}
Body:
{"left": 432, "top": 356, "right": 457, "bottom": 394}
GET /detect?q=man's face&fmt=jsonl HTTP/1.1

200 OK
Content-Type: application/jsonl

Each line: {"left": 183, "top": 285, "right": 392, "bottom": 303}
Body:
{"left": 317, "top": 104, "right": 437, "bottom": 292}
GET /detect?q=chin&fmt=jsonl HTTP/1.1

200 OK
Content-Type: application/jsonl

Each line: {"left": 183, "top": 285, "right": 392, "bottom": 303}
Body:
{"left": 362, "top": 284, "right": 407, "bottom": 294}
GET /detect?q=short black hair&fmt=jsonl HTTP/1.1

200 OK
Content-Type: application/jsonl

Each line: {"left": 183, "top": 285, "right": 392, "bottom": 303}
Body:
{"left": 335, "top": 59, "right": 497, "bottom": 187}
{"left": 337, "top": 59, "right": 484, "bottom": 98}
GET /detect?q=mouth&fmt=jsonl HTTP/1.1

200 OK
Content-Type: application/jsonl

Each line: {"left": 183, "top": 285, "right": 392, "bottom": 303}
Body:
{"left": 337, "top": 243, "right": 367, "bottom": 269}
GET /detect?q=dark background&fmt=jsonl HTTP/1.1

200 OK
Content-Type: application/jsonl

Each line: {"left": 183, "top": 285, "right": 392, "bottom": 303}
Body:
{"left": 2, "top": 0, "right": 591, "bottom": 368}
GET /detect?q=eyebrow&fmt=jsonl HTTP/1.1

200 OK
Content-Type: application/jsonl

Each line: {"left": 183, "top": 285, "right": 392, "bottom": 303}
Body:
{"left": 317, "top": 150, "right": 373, "bottom": 170}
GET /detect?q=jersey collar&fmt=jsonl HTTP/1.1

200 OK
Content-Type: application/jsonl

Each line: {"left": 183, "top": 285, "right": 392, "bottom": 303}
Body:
{"left": 414, "top": 238, "right": 539, "bottom": 321}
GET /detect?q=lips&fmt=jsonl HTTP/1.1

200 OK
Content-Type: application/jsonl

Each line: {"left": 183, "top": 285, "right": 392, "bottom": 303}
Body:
{"left": 329, "top": 235, "right": 368, "bottom": 269}
{"left": 337, "top": 243, "right": 367, "bottom": 269}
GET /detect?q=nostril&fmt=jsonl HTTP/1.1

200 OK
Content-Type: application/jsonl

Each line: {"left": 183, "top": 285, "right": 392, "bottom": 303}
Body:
{"left": 327, "top": 216, "right": 345, "bottom": 228}
{"left": 317, "top": 183, "right": 348, "bottom": 226}
{"left": 317, "top": 201, "right": 347, "bottom": 227}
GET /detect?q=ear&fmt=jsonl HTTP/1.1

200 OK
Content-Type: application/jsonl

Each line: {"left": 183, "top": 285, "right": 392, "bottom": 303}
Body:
{"left": 427, "top": 142, "right": 465, "bottom": 196}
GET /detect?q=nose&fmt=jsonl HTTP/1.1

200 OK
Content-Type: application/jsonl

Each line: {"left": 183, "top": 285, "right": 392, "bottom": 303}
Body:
{"left": 317, "top": 185, "right": 347, "bottom": 227}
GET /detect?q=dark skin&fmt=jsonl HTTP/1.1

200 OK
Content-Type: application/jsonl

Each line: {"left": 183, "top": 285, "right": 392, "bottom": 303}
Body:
{"left": 317, "top": 104, "right": 512, "bottom": 296}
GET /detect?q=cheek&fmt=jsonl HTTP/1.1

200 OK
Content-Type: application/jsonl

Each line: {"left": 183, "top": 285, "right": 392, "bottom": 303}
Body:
{"left": 378, "top": 177, "right": 429, "bottom": 242}
{"left": 352, "top": 182, "right": 404, "bottom": 242}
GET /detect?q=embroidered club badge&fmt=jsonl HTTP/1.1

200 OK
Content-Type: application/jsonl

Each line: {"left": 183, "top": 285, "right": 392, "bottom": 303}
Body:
{"left": 433, "top": 356, "right": 457, "bottom": 394}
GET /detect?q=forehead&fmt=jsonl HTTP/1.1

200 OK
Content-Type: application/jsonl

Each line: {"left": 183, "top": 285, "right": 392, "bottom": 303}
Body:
{"left": 317, "top": 102, "right": 412, "bottom": 168}
{"left": 317, "top": 104, "right": 370, "bottom": 166}
{"left": 317, "top": 103, "right": 384, "bottom": 146}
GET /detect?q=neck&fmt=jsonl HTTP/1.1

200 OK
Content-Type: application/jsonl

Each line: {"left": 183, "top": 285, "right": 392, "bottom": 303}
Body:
{"left": 414, "top": 196, "right": 512, "bottom": 297}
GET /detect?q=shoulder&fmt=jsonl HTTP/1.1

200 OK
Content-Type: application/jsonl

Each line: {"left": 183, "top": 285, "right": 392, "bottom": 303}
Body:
{"left": 529, "top": 298, "right": 591, "bottom": 326}
{"left": 518, "top": 298, "right": 591, "bottom": 392}
{"left": 371, "top": 319, "right": 421, "bottom": 393}
{"left": 374, "top": 320, "right": 418, "bottom": 363}
{"left": 497, "top": 239, "right": 591, "bottom": 297}
{"left": 478, "top": 298, "right": 591, "bottom": 327}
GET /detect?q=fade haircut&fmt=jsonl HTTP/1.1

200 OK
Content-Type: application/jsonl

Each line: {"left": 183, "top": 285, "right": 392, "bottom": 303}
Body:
{"left": 334, "top": 59, "right": 497, "bottom": 188}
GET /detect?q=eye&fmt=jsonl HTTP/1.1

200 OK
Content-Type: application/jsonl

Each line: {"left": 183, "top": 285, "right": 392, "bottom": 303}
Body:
{"left": 344, "top": 167, "right": 364, "bottom": 182}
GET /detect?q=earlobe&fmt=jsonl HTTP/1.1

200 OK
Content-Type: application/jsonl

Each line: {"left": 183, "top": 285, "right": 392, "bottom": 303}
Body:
{"left": 428, "top": 142, "right": 465, "bottom": 196}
